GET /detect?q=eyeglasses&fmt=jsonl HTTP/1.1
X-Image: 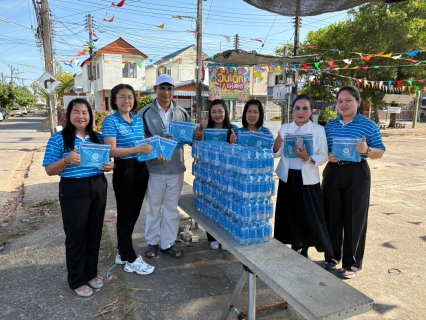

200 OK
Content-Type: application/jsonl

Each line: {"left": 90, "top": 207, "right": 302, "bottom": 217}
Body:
{"left": 293, "top": 106, "right": 310, "bottom": 112}
{"left": 118, "top": 96, "right": 134, "bottom": 101}
{"left": 158, "top": 86, "right": 174, "bottom": 92}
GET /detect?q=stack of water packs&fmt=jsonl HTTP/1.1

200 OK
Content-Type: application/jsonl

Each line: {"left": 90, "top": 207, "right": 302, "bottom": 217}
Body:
{"left": 192, "top": 141, "right": 275, "bottom": 246}
{"left": 80, "top": 143, "right": 111, "bottom": 169}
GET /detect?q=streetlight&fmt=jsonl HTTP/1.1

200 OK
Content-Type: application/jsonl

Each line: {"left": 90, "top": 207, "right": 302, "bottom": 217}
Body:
{"left": 0, "top": 17, "right": 34, "bottom": 30}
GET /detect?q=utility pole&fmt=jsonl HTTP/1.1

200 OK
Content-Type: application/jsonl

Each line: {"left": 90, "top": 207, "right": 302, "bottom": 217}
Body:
{"left": 292, "top": 16, "right": 301, "bottom": 101}
{"left": 88, "top": 14, "right": 95, "bottom": 110}
{"left": 10, "top": 66, "right": 13, "bottom": 85}
{"left": 412, "top": 90, "right": 421, "bottom": 129}
{"left": 195, "top": 0, "right": 203, "bottom": 123}
{"left": 234, "top": 34, "right": 239, "bottom": 50}
{"left": 40, "top": 0, "right": 57, "bottom": 135}
{"left": 281, "top": 46, "right": 288, "bottom": 124}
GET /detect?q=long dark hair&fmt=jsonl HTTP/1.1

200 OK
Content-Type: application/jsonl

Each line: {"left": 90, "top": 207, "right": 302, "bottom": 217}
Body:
{"left": 110, "top": 84, "right": 138, "bottom": 112}
{"left": 207, "top": 99, "right": 233, "bottom": 142}
{"left": 336, "top": 86, "right": 364, "bottom": 112}
{"left": 62, "top": 98, "right": 100, "bottom": 152}
{"left": 242, "top": 99, "right": 264, "bottom": 129}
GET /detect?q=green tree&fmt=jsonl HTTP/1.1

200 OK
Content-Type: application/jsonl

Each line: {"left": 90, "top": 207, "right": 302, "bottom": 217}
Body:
{"left": 276, "top": 0, "right": 426, "bottom": 124}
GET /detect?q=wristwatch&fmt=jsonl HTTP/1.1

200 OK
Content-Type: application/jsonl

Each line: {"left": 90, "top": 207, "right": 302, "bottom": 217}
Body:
{"left": 363, "top": 147, "right": 371, "bottom": 155}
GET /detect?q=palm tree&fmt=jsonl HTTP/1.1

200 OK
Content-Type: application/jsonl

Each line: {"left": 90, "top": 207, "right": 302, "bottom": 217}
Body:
{"left": 56, "top": 71, "right": 75, "bottom": 103}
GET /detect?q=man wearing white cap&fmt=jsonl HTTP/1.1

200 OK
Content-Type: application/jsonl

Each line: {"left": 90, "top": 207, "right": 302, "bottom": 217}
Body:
{"left": 138, "top": 74, "right": 190, "bottom": 259}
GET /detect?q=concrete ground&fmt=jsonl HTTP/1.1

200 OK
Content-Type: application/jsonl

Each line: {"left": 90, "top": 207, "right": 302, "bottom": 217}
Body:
{"left": 1, "top": 124, "right": 425, "bottom": 319}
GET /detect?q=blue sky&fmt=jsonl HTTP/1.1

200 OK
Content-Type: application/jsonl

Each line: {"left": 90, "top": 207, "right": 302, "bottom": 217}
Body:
{"left": 0, "top": 0, "right": 350, "bottom": 88}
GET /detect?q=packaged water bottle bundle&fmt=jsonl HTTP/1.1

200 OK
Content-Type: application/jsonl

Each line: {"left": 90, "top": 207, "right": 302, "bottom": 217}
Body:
{"left": 332, "top": 137, "right": 361, "bottom": 162}
{"left": 191, "top": 140, "right": 275, "bottom": 246}
{"left": 203, "top": 128, "right": 228, "bottom": 142}
{"left": 283, "top": 134, "right": 314, "bottom": 158}
{"left": 80, "top": 143, "right": 111, "bottom": 169}
{"left": 169, "top": 121, "right": 197, "bottom": 145}
{"left": 135, "top": 136, "right": 161, "bottom": 162}
{"left": 237, "top": 131, "right": 275, "bottom": 149}
{"left": 135, "top": 136, "right": 178, "bottom": 162}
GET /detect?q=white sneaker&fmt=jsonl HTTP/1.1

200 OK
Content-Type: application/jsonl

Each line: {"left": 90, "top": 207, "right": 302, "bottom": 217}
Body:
{"left": 210, "top": 241, "right": 220, "bottom": 250}
{"left": 115, "top": 253, "right": 126, "bottom": 265}
{"left": 124, "top": 256, "right": 155, "bottom": 275}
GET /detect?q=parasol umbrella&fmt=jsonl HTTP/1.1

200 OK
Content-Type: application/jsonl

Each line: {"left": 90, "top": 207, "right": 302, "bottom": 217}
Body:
{"left": 243, "top": 0, "right": 408, "bottom": 17}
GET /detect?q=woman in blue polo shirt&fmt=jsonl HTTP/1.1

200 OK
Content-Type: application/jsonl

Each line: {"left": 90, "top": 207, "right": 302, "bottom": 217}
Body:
{"left": 322, "top": 86, "right": 385, "bottom": 279}
{"left": 102, "top": 84, "right": 154, "bottom": 276}
{"left": 43, "top": 98, "right": 114, "bottom": 297}
{"left": 238, "top": 99, "right": 273, "bottom": 137}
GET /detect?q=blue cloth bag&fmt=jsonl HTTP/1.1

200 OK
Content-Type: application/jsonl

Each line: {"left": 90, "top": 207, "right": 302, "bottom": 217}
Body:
{"left": 332, "top": 138, "right": 361, "bottom": 162}
{"left": 283, "top": 134, "right": 314, "bottom": 158}
{"left": 80, "top": 143, "right": 111, "bottom": 169}
{"left": 159, "top": 137, "right": 178, "bottom": 161}
{"left": 247, "top": 132, "right": 275, "bottom": 149}
{"left": 169, "top": 121, "right": 196, "bottom": 145}
{"left": 204, "top": 128, "right": 228, "bottom": 142}
{"left": 236, "top": 131, "right": 251, "bottom": 146}
{"left": 135, "top": 136, "right": 161, "bottom": 162}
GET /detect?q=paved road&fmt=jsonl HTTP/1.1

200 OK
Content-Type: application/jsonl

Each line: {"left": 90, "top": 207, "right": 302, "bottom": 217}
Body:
{"left": 0, "top": 112, "right": 51, "bottom": 209}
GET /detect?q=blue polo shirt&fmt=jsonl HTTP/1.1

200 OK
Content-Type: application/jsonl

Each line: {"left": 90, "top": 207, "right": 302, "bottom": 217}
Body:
{"left": 102, "top": 111, "right": 145, "bottom": 160}
{"left": 325, "top": 114, "right": 386, "bottom": 159}
{"left": 43, "top": 132, "right": 105, "bottom": 178}
{"left": 238, "top": 126, "right": 273, "bottom": 136}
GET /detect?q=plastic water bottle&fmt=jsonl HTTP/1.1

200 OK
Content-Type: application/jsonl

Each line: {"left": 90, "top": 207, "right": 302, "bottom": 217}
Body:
{"left": 239, "top": 223, "right": 249, "bottom": 246}
{"left": 256, "top": 221, "right": 264, "bottom": 244}
{"left": 263, "top": 219, "right": 272, "bottom": 242}
{"left": 248, "top": 222, "right": 257, "bottom": 245}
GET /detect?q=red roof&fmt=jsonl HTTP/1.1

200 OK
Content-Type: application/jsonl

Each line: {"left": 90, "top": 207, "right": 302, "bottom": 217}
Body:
{"left": 81, "top": 37, "right": 147, "bottom": 67}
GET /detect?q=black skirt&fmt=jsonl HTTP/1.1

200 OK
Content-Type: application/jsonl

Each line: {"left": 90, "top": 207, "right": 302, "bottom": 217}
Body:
{"left": 274, "top": 169, "right": 333, "bottom": 256}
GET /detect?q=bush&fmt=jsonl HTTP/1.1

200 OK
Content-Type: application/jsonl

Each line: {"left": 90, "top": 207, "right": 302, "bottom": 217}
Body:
{"left": 319, "top": 108, "right": 337, "bottom": 124}
{"left": 137, "top": 96, "right": 153, "bottom": 113}
{"left": 95, "top": 110, "right": 109, "bottom": 133}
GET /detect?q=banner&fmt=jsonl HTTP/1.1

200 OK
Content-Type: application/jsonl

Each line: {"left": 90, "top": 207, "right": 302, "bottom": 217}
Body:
{"left": 208, "top": 64, "right": 250, "bottom": 101}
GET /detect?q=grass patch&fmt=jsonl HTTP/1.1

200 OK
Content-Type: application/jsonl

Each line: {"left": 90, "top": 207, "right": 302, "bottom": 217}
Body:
{"left": 33, "top": 199, "right": 56, "bottom": 207}
{"left": 100, "top": 223, "right": 141, "bottom": 319}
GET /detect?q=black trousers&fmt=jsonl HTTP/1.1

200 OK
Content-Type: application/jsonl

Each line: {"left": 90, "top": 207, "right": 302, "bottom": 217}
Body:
{"left": 113, "top": 159, "right": 149, "bottom": 263}
{"left": 59, "top": 174, "right": 107, "bottom": 290}
{"left": 322, "top": 160, "right": 371, "bottom": 271}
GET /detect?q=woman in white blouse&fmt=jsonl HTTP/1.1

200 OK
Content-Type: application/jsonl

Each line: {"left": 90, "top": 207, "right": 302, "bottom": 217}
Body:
{"left": 273, "top": 94, "right": 333, "bottom": 259}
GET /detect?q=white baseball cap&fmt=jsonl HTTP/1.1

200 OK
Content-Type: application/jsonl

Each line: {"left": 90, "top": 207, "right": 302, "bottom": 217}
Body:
{"left": 155, "top": 74, "right": 175, "bottom": 86}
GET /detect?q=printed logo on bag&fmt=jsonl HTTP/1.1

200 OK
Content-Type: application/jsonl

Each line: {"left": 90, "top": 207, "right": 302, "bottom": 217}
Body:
{"left": 213, "top": 137, "right": 218, "bottom": 141}
{"left": 161, "top": 145, "right": 165, "bottom": 151}
{"left": 92, "top": 153, "right": 99, "bottom": 160}
{"left": 343, "top": 148, "right": 349, "bottom": 154}
{"left": 180, "top": 129, "right": 186, "bottom": 134}
{"left": 119, "top": 124, "right": 129, "bottom": 135}
{"left": 256, "top": 140, "right": 262, "bottom": 147}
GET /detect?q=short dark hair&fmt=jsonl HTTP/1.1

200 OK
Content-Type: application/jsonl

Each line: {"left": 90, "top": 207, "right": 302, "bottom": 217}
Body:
{"left": 292, "top": 94, "right": 314, "bottom": 111}
{"left": 242, "top": 99, "right": 264, "bottom": 129}
{"left": 110, "top": 84, "right": 138, "bottom": 112}
{"left": 62, "top": 98, "right": 99, "bottom": 151}
{"left": 336, "top": 86, "right": 363, "bottom": 112}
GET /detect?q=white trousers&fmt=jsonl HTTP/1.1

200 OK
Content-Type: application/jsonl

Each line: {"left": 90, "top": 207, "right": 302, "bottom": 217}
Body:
{"left": 145, "top": 172, "right": 184, "bottom": 250}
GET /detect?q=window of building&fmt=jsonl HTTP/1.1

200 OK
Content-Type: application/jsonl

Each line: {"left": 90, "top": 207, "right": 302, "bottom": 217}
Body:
{"left": 96, "top": 64, "right": 100, "bottom": 80}
{"left": 123, "top": 62, "right": 137, "bottom": 78}
{"left": 167, "top": 69, "right": 171, "bottom": 76}
{"left": 254, "top": 77, "right": 262, "bottom": 84}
